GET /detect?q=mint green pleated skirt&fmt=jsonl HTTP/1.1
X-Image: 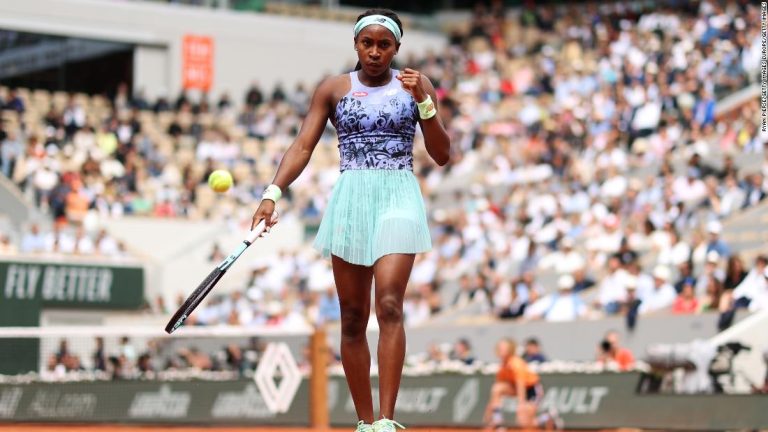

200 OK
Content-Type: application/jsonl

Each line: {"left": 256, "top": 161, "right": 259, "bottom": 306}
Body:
{"left": 313, "top": 169, "right": 432, "bottom": 266}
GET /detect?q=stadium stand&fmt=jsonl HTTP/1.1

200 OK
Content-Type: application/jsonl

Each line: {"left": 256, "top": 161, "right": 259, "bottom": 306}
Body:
{"left": 0, "top": 0, "right": 765, "bottom": 362}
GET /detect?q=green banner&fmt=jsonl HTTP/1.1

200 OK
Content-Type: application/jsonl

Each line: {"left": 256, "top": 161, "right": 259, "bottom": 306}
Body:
{"left": 0, "top": 260, "right": 144, "bottom": 310}
{"left": 1, "top": 374, "right": 767, "bottom": 430}
{"left": 0, "top": 380, "right": 309, "bottom": 425}
{"left": 328, "top": 373, "right": 768, "bottom": 431}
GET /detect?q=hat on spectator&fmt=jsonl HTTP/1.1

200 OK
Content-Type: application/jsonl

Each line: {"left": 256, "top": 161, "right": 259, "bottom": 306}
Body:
{"left": 557, "top": 274, "right": 575, "bottom": 291}
{"left": 652, "top": 265, "right": 671, "bottom": 281}
{"left": 265, "top": 301, "right": 283, "bottom": 316}
{"left": 707, "top": 220, "right": 722, "bottom": 235}
{"left": 706, "top": 250, "right": 721, "bottom": 264}
{"left": 604, "top": 214, "right": 619, "bottom": 229}
{"left": 624, "top": 275, "right": 638, "bottom": 290}
{"left": 632, "top": 138, "right": 648, "bottom": 154}
{"left": 251, "top": 257, "right": 270, "bottom": 270}
{"left": 561, "top": 237, "right": 575, "bottom": 249}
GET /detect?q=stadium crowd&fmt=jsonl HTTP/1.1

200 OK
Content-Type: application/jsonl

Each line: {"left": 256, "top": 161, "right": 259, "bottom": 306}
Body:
{"left": 1, "top": 0, "right": 766, "bottom": 331}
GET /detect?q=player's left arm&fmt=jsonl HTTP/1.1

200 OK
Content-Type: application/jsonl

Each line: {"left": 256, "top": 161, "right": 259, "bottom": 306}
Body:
{"left": 397, "top": 68, "right": 450, "bottom": 166}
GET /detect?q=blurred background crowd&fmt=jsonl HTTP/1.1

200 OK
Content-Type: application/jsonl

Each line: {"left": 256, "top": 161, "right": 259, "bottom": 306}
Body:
{"left": 1, "top": 0, "right": 766, "bottom": 336}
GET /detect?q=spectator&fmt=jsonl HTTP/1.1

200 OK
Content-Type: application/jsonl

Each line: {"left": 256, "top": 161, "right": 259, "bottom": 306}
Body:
{"left": 93, "top": 337, "right": 107, "bottom": 372}
{"left": 0, "top": 234, "right": 16, "bottom": 254}
{"left": 747, "top": 268, "right": 768, "bottom": 312}
{"left": 724, "top": 255, "right": 748, "bottom": 291}
{"left": 2, "top": 88, "right": 25, "bottom": 113}
{"left": 73, "top": 226, "right": 95, "bottom": 255}
{"left": 623, "top": 276, "right": 642, "bottom": 330}
{"left": 699, "top": 276, "right": 728, "bottom": 315}
{"left": 64, "top": 178, "right": 90, "bottom": 224}
{"left": 137, "top": 353, "right": 154, "bottom": 373}
{"left": 596, "top": 331, "right": 635, "bottom": 371}
{"left": 425, "top": 342, "right": 448, "bottom": 364}
{"left": 522, "top": 338, "right": 547, "bottom": 364}
{"left": 0, "top": 129, "right": 23, "bottom": 179}
{"left": 674, "top": 261, "right": 696, "bottom": 294}
{"left": 538, "top": 237, "right": 585, "bottom": 274}
{"left": 245, "top": 81, "right": 264, "bottom": 107}
{"left": 638, "top": 265, "right": 677, "bottom": 314}
{"left": 696, "top": 251, "right": 726, "bottom": 297}
{"left": 595, "top": 255, "right": 628, "bottom": 315}
{"left": 95, "top": 229, "right": 121, "bottom": 256}
{"left": 732, "top": 255, "right": 768, "bottom": 308}
{"left": 718, "top": 175, "right": 745, "bottom": 217}
{"left": 450, "top": 338, "right": 477, "bottom": 365}
{"left": 20, "top": 223, "right": 46, "bottom": 253}
{"left": 119, "top": 336, "right": 137, "bottom": 364}
{"left": 672, "top": 280, "right": 699, "bottom": 314}
{"left": 705, "top": 221, "right": 731, "bottom": 258}
{"left": 403, "top": 288, "right": 432, "bottom": 327}
{"left": 526, "top": 274, "right": 587, "bottom": 322}
{"left": 318, "top": 286, "right": 341, "bottom": 324}
{"left": 572, "top": 268, "right": 596, "bottom": 292}
{"left": 741, "top": 173, "right": 766, "bottom": 209}
{"left": 452, "top": 273, "right": 491, "bottom": 309}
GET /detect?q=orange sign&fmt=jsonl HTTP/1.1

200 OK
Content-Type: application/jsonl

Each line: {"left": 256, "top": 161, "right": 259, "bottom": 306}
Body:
{"left": 182, "top": 35, "right": 214, "bottom": 90}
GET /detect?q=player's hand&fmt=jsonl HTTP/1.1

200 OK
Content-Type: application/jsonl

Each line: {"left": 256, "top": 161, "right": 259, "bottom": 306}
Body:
{"left": 396, "top": 68, "right": 428, "bottom": 103}
{"left": 251, "top": 199, "right": 279, "bottom": 233}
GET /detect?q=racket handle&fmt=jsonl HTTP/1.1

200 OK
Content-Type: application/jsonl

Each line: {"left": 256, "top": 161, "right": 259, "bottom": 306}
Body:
{"left": 245, "top": 219, "right": 267, "bottom": 244}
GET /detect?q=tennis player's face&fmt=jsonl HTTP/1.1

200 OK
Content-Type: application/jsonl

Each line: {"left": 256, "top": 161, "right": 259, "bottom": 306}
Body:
{"left": 355, "top": 25, "right": 399, "bottom": 76}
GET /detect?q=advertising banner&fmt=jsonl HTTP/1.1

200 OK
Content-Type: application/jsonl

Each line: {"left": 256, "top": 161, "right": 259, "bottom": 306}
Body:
{"left": 0, "top": 260, "right": 144, "bottom": 310}
{"left": 1, "top": 374, "right": 767, "bottom": 430}
{"left": 182, "top": 34, "right": 214, "bottom": 90}
{"left": 0, "top": 380, "right": 309, "bottom": 425}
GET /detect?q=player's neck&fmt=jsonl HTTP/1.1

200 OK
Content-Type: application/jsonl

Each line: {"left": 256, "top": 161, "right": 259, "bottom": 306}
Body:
{"left": 357, "top": 69, "right": 392, "bottom": 87}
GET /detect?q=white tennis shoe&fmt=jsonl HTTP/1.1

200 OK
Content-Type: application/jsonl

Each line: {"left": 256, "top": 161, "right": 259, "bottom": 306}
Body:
{"left": 372, "top": 418, "right": 405, "bottom": 432}
{"left": 355, "top": 420, "right": 373, "bottom": 432}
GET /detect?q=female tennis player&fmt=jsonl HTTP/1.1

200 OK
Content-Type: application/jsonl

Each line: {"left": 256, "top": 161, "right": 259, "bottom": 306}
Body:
{"left": 251, "top": 8, "right": 450, "bottom": 432}
{"left": 484, "top": 338, "right": 562, "bottom": 431}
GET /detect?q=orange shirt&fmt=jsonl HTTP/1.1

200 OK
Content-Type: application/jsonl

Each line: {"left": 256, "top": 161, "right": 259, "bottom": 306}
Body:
{"left": 496, "top": 356, "right": 539, "bottom": 387}
{"left": 672, "top": 297, "right": 699, "bottom": 314}
{"left": 65, "top": 191, "right": 89, "bottom": 222}
{"left": 614, "top": 348, "right": 635, "bottom": 371}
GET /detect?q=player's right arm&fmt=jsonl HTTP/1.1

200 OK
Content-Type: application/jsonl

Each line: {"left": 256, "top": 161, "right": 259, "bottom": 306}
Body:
{"left": 251, "top": 76, "right": 338, "bottom": 229}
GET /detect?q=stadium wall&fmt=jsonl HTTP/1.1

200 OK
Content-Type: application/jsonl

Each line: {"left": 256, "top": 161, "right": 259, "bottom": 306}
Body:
{"left": 0, "top": 175, "right": 37, "bottom": 230}
{"left": 0, "top": 0, "right": 447, "bottom": 101}
{"left": 2, "top": 374, "right": 767, "bottom": 430}
{"left": 388, "top": 312, "right": 741, "bottom": 363}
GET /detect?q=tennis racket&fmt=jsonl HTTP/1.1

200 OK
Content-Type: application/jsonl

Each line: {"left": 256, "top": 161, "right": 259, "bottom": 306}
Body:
{"left": 165, "top": 218, "right": 270, "bottom": 334}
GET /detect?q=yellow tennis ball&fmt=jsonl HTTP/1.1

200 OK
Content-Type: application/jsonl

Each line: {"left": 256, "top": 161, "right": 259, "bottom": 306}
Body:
{"left": 208, "top": 170, "right": 233, "bottom": 193}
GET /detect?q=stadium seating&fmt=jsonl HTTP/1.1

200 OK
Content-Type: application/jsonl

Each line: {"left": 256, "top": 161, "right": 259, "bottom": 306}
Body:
{"left": 0, "top": 0, "right": 765, "bottom": 343}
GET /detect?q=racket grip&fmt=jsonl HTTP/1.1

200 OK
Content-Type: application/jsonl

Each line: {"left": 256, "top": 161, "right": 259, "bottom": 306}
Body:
{"left": 245, "top": 219, "right": 267, "bottom": 244}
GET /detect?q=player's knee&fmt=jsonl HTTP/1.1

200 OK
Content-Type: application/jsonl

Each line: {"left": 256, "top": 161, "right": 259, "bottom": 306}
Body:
{"left": 376, "top": 295, "right": 403, "bottom": 326}
{"left": 340, "top": 306, "right": 368, "bottom": 340}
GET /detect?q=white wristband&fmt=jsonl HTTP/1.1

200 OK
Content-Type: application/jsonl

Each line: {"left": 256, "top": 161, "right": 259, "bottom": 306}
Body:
{"left": 262, "top": 184, "right": 282, "bottom": 202}
{"left": 417, "top": 95, "right": 437, "bottom": 120}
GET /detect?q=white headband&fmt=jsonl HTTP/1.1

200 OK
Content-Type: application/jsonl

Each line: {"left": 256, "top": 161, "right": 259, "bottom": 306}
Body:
{"left": 353, "top": 15, "right": 401, "bottom": 42}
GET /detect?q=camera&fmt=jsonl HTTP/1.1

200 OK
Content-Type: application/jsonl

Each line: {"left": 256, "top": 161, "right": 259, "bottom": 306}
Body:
{"left": 601, "top": 340, "right": 612, "bottom": 353}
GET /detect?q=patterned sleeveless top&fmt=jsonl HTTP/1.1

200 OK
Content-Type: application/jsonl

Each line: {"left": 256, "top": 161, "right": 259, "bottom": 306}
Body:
{"left": 334, "top": 69, "right": 418, "bottom": 171}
